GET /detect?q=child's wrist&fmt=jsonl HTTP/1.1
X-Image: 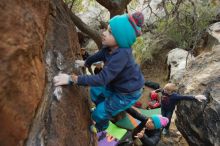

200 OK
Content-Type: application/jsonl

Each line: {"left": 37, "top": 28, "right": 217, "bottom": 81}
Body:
{"left": 71, "top": 74, "right": 78, "bottom": 83}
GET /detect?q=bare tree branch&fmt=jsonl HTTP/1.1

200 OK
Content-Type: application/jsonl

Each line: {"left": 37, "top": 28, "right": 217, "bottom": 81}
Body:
{"left": 69, "top": 11, "right": 102, "bottom": 49}
{"left": 70, "top": 0, "right": 74, "bottom": 10}
{"left": 96, "top": 0, "right": 132, "bottom": 17}
{"left": 66, "top": 0, "right": 133, "bottom": 49}
{"left": 171, "top": 0, "right": 183, "bottom": 16}
{"left": 161, "top": 0, "right": 169, "bottom": 19}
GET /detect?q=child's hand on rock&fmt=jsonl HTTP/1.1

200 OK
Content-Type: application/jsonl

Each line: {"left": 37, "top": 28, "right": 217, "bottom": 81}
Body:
{"left": 195, "top": 95, "right": 207, "bottom": 102}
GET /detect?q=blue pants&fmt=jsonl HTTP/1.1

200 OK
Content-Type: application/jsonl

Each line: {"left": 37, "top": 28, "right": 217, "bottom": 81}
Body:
{"left": 161, "top": 108, "right": 174, "bottom": 130}
{"left": 90, "top": 86, "right": 142, "bottom": 131}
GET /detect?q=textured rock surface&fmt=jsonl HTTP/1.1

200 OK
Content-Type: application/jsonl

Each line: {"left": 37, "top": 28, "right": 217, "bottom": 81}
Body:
{"left": 167, "top": 48, "right": 194, "bottom": 83}
{"left": 208, "top": 22, "right": 220, "bottom": 43}
{"left": 176, "top": 45, "right": 220, "bottom": 146}
{"left": 0, "top": 1, "right": 48, "bottom": 145}
{"left": 0, "top": 0, "right": 95, "bottom": 146}
{"left": 194, "top": 22, "right": 220, "bottom": 56}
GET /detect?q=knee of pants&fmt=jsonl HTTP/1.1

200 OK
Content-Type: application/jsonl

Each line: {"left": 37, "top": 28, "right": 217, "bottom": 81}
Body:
{"left": 91, "top": 102, "right": 110, "bottom": 123}
{"left": 90, "top": 86, "right": 105, "bottom": 102}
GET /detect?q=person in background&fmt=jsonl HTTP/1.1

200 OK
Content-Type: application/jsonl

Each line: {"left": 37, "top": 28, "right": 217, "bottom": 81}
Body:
{"left": 80, "top": 47, "right": 93, "bottom": 75}
{"left": 117, "top": 107, "right": 169, "bottom": 146}
{"left": 155, "top": 83, "right": 207, "bottom": 135}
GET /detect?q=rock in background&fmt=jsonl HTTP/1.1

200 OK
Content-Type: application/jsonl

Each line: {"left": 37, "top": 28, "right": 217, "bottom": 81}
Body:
{"left": 167, "top": 48, "right": 195, "bottom": 83}
{"left": 193, "top": 22, "right": 220, "bottom": 56}
{"left": 175, "top": 23, "right": 220, "bottom": 146}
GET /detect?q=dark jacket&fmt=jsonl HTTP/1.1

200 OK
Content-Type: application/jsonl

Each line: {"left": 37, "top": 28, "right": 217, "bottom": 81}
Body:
{"left": 126, "top": 108, "right": 161, "bottom": 146}
{"left": 77, "top": 47, "right": 145, "bottom": 93}
{"left": 156, "top": 89, "right": 195, "bottom": 112}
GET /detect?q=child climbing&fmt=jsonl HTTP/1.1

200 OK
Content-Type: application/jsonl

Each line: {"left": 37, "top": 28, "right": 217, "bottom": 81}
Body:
{"left": 117, "top": 108, "right": 169, "bottom": 146}
{"left": 53, "top": 12, "right": 145, "bottom": 133}
{"left": 155, "top": 83, "right": 207, "bottom": 135}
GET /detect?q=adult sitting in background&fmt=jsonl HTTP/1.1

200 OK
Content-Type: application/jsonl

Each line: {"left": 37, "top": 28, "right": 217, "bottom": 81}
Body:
{"left": 117, "top": 108, "right": 169, "bottom": 146}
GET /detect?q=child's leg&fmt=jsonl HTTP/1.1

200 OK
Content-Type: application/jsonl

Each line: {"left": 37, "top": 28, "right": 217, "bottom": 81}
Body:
{"left": 161, "top": 108, "right": 169, "bottom": 130}
{"left": 91, "top": 102, "right": 111, "bottom": 131}
{"left": 104, "top": 89, "right": 142, "bottom": 117}
{"left": 91, "top": 88, "right": 142, "bottom": 131}
{"left": 164, "top": 110, "right": 173, "bottom": 130}
{"left": 90, "top": 86, "right": 106, "bottom": 105}
{"left": 161, "top": 107, "right": 166, "bottom": 117}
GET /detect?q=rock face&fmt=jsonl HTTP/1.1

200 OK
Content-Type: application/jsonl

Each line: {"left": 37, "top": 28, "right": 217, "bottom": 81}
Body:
{"left": 175, "top": 45, "right": 220, "bottom": 146}
{"left": 208, "top": 22, "right": 220, "bottom": 43}
{"left": 0, "top": 0, "right": 95, "bottom": 146}
{"left": 167, "top": 48, "right": 194, "bottom": 83}
{"left": 194, "top": 22, "right": 220, "bottom": 56}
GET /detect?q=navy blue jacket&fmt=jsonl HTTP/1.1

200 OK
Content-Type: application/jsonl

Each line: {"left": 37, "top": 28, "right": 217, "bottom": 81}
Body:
{"left": 158, "top": 90, "right": 195, "bottom": 112}
{"left": 77, "top": 47, "right": 144, "bottom": 93}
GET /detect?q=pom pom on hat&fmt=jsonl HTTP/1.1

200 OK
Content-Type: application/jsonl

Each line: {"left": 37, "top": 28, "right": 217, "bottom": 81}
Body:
{"left": 132, "top": 11, "right": 144, "bottom": 27}
{"left": 151, "top": 115, "right": 169, "bottom": 129}
{"left": 109, "top": 12, "right": 144, "bottom": 48}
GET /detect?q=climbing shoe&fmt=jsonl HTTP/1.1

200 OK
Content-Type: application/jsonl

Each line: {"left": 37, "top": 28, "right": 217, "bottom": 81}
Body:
{"left": 90, "top": 125, "right": 98, "bottom": 134}
{"left": 162, "top": 128, "right": 169, "bottom": 135}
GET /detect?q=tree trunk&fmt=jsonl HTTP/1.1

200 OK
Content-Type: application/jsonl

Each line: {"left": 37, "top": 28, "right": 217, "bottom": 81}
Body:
{"left": 96, "top": 0, "right": 131, "bottom": 17}
{"left": 0, "top": 0, "right": 96, "bottom": 146}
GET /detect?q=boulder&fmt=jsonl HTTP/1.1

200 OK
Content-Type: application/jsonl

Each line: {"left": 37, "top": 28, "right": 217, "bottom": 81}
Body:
{"left": 175, "top": 45, "right": 220, "bottom": 146}
{"left": 167, "top": 48, "right": 194, "bottom": 83}
{"left": 0, "top": 0, "right": 95, "bottom": 146}
{"left": 194, "top": 22, "right": 220, "bottom": 56}
{"left": 85, "top": 39, "right": 98, "bottom": 53}
{"left": 208, "top": 22, "right": 220, "bottom": 43}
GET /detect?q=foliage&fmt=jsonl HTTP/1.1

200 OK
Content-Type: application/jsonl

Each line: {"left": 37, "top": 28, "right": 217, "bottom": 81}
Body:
{"left": 63, "top": 0, "right": 96, "bottom": 13}
{"left": 132, "top": 35, "right": 154, "bottom": 64}
{"left": 133, "top": 0, "right": 218, "bottom": 63}
{"left": 155, "top": 0, "right": 218, "bottom": 49}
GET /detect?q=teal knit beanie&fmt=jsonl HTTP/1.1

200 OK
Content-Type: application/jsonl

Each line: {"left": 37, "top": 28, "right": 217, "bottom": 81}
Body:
{"left": 151, "top": 115, "right": 169, "bottom": 129}
{"left": 109, "top": 12, "right": 144, "bottom": 48}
